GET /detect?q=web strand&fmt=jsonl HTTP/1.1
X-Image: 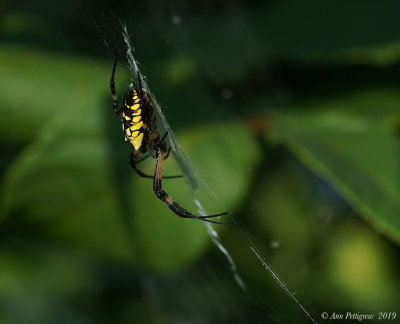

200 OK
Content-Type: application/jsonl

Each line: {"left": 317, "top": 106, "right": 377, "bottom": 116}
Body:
{"left": 121, "top": 23, "right": 316, "bottom": 324}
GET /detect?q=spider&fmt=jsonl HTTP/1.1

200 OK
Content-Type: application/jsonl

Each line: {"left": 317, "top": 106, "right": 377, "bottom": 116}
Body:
{"left": 110, "top": 54, "right": 227, "bottom": 224}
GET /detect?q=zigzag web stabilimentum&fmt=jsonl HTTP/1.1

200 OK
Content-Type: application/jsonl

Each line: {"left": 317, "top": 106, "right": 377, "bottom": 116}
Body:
{"left": 121, "top": 24, "right": 317, "bottom": 324}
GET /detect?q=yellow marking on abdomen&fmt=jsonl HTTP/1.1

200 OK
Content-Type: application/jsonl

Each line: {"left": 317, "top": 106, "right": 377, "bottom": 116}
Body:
{"left": 129, "top": 117, "right": 143, "bottom": 134}
{"left": 122, "top": 112, "right": 131, "bottom": 120}
{"left": 132, "top": 115, "right": 141, "bottom": 123}
{"left": 131, "top": 108, "right": 141, "bottom": 116}
{"left": 130, "top": 132, "right": 143, "bottom": 150}
{"left": 123, "top": 112, "right": 144, "bottom": 150}
{"left": 121, "top": 91, "right": 145, "bottom": 150}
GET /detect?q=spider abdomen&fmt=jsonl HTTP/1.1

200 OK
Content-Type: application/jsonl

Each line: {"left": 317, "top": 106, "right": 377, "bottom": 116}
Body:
{"left": 122, "top": 89, "right": 146, "bottom": 150}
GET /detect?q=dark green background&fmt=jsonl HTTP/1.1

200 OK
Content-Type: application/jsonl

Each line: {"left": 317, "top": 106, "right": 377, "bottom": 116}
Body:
{"left": 1, "top": 0, "right": 400, "bottom": 323}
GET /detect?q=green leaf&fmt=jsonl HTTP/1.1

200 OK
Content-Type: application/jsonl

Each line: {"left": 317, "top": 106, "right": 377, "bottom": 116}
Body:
{"left": 326, "top": 221, "right": 400, "bottom": 309}
{"left": 1, "top": 99, "right": 260, "bottom": 272}
{"left": 0, "top": 43, "right": 108, "bottom": 146}
{"left": 272, "top": 108, "right": 400, "bottom": 244}
{"left": 289, "top": 88, "right": 400, "bottom": 126}
{"left": 335, "top": 43, "right": 400, "bottom": 67}
{"left": 179, "top": 121, "right": 261, "bottom": 209}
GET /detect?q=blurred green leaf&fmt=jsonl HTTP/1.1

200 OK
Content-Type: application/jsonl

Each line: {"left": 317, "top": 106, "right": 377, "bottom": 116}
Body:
{"left": 289, "top": 88, "right": 400, "bottom": 126}
{"left": 179, "top": 121, "right": 261, "bottom": 211}
{"left": 0, "top": 44, "right": 107, "bottom": 146}
{"left": 272, "top": 107, "right": 400, "bottom": 244}
{"left": 0, "top": 101, "right": 210, "bottom": 271}
{"left": 335, "top": 43, "right": 400, "bottom": 67}
{"left": 326, "top": 221, "right": 399, "bottom": 309}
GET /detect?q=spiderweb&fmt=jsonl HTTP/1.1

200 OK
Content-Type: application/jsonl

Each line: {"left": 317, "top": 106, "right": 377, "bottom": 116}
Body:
{"left": 122, "top": 24, "right": 246, "bottom": 291}
{"left": 121, "top": 24, "right": 316, "bottom": 324}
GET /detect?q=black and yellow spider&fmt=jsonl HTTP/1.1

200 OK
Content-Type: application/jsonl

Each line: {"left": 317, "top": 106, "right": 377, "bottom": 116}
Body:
{"left": 110, "top": 54, "right": 227, "bottom": 224}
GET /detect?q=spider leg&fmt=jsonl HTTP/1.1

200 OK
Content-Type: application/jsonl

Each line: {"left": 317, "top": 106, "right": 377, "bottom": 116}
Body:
{"left": 153, "top": 149, "right": 228, "bottom": 224}
{"left": 130, "top": 152, "right": 182, "bottom": 179}
{"left": 130, "top": 152, "right": 153, "bottom": 178}
{"left": 156, "top": 132, "right": 182, "bottom": 176}
{"left": 110, "top": 52, "right": 122, "bottom": 116}
{"left": 159, "top": 131, "right": 169, "bottom": 143}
